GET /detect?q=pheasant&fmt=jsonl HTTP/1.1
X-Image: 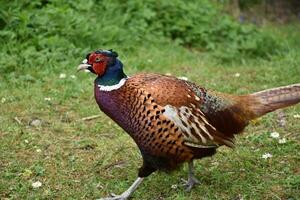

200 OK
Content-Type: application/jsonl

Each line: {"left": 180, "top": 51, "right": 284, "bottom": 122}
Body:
{"left": 78, "top": 49, "right": 300, "bottom": 200}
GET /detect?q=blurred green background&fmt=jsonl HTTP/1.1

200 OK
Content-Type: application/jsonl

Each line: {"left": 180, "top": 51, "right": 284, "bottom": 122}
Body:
{"left": 0, "top": 0, "right": 300, "bottom": 199}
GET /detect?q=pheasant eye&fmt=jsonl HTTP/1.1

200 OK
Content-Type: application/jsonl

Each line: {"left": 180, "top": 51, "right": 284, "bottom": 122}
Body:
{"left": 95, "top": 57, "right": 102, "bottom": 62}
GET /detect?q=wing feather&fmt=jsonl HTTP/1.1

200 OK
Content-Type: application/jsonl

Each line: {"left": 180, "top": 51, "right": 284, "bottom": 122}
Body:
{"left": 163, "top": 104, "right": 234, "bottom": 148}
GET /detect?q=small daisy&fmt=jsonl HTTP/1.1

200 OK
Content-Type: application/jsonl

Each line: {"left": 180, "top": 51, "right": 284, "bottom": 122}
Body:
{"left": 36, "top": 149, "right": 42, "bottom": 153}
{"left": 278, "top": 138, "right": 287, "bottom": 144}
{"left": 262, "top": 153, "right": 273, "bottom": 159}
{"left": 59, "top": 73, "right": 66, "bottom": 79}
{"left": 234, "top": 73, "right": 240, "bottom": 77}
{"left": 44, "top": 97, "right": 51, "bottom": 101}
{"left": 1, "top": 97, "right": 6, "bottom": 103}
{"left": 32, "top": 181, "right": 42, "bottom": 188}
{"left": 171, "top": 184, "right": 178, "bottom": 189}
{"left": 293, "top": 114, "right": 300, "bottom": 119}
{"left": 270, "top": 132, "right": 280, "bottom": 139}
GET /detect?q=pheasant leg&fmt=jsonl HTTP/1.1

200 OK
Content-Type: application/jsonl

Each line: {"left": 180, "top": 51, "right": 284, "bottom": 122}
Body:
{"left": 98, "top": 177, "right": 144, "bottom": 200}
{"left": 182, "top": 161, "right": 200, "bottom": 192}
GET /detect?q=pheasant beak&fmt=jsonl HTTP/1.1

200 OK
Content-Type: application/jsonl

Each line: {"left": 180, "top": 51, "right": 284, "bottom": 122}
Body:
{"left": 77, "top": 59, "right": 92, "bottom": 72}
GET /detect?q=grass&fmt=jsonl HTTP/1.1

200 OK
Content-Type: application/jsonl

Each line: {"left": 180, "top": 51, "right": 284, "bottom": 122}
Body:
{"left": 1, "top": 27, "right": 300, "bottom": 200}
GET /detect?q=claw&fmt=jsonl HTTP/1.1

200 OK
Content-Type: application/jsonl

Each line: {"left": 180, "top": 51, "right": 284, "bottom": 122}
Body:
{"left": 182, "top": 176, "right": 200, "bottom": 192}
{"left": 110, "top": 193, "right": 117, "bottom": 197}
{"left": 97, "top": 177, "right": 144, "bottom": 200}
{"left": 97, "top": 194, "right": 127, "bottom": 200}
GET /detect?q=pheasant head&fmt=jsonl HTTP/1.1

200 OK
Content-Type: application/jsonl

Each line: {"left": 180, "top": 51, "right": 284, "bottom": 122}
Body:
{"left": 78, "top": 49, "right": 127, "bottom": 86}
{"left": 78, "top": 49, "right": 119, "bottom": 75}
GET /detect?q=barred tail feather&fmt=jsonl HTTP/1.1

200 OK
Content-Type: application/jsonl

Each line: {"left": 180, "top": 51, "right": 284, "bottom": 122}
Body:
{"left": 249, "top": 83, "right": 300, "bottom": 118}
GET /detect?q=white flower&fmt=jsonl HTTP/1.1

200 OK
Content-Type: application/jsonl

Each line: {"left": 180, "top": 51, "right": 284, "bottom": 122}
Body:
{"left": 32, "top": 181, "right": 42, "bottom": 188}
{"left": 165, "top": 73, "right": 172, "bottom": 76}
{"left": 293, "top": 114, "right": 300, "bottom": 119}
{"left": 262, "top": 153, "right": 273, "bottom": 159}
{"left": 171, "top": 184, "right": 178, "bottom": 189}
{"left": 24, "top": 139, "right": 29, "bottom": 144}
{"left": 36, "top": 149, "right": 42, "bottom": 153}
{"left": 70, "top": 75, "right": 76, "bottom": 79}
{"left": 1, "top": 97, "right": 6, "bottom": 103}
{"left": 177, "top": 76, "right": 188, "bottom": 81}
{"left": 234, "top": 73, "right": 240, "bottom": 77}
{"left": 270, "top": 132, "right": 280, "bottom": 138}
{"left": 59, "top": 73, "right": 66, "bottom": 79}
{"left": 278, "top": 138, "right": 287, "bottom": 144}
{"left": 44, "top": 97, "right": 51, "bottom": 101}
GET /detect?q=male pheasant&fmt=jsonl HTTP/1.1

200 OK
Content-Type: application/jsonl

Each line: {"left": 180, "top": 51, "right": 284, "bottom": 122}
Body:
{"left": 78, "top": 49, "right": 300, "bottom": 200}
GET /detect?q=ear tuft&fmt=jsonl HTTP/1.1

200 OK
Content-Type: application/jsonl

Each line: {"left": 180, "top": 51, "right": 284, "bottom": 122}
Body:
{"left": 109, "top": 49, "right": 118, "bottom": 58}
{"left": 94, "top": 49, "right": 118, "bottom": 57}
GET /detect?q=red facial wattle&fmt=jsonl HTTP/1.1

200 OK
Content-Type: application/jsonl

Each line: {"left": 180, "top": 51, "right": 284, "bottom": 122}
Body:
{"left": 87, "top": 53, "right": 108, "bottom": 76}
{"left": 92, "top": 61, "right": 107, "bottom": 76}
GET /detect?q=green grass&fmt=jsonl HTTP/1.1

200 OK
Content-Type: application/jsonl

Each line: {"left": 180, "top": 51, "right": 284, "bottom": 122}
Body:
{"left": 1, "top": 27, "right": 300, "bottom": 199}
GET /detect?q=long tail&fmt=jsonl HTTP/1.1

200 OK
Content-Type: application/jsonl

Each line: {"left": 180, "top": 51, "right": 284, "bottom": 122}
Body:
{"left": 247, "top": 83, "right": 300, "bottom": 119}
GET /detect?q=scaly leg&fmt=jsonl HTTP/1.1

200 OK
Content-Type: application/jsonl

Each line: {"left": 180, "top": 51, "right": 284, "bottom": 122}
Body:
{"left": 98, "top": 177, "right": 144, "bottom": 200}
{"left": 182, "top": 161, "right": 200, "bottom": 192}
